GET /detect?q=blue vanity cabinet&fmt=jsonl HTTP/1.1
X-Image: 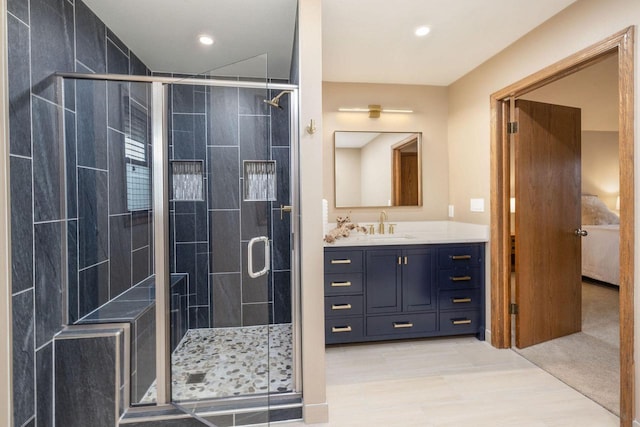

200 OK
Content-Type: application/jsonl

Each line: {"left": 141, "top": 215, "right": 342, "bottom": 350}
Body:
{"left": 325, "top": 242, "right": 485, "bottom": 344}
{"left": 365, "top": 249, "right": 402, "bottom": 314}
{"left": 436, "top": 244, "right": 486, "bottom": 339}
{"left": 324, "top": 249, "right": 366, "bottom": 343}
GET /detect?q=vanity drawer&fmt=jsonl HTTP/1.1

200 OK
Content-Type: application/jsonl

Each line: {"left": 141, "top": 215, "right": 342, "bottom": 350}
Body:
{"left": 438, "top": 289, "right": 481, "bottom": 310}
{"left": 439, "top": 309, "right": 481, "bottom": 335}
{"left": 366, "top": 312, "right": 436, "bottom": 337}
{"left": 437, "top": 268, "right": 482, "bottom": 290}
{"left": 324, "top": 273, "right": 364, "bottom": 295}
{"left": 324, "top": 250, "right": 363, "bottom": 274}
{"left": 325, "top": 317, "right": 364, "bottom": 344}
{"left": 437, "top": 245, "right": 483, "bottom": 269}
{"left": 325, "top": 295, "right": 364, "bottom": 318}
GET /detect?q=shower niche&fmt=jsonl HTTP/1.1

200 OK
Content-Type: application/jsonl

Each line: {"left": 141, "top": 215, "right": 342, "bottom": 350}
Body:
{"left": 243, "top": 160, "right": 277, "bottom": 201}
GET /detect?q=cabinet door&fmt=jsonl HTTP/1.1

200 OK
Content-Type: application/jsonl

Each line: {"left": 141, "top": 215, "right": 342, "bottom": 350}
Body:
{"left": 366, "top": 249, "right": 402, "bottom": 314}
{"left": 402, "top": 248, "right": 435, "bottom": 312}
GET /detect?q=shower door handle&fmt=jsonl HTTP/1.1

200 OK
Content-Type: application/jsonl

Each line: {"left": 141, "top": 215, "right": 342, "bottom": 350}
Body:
{"left": 247, "top": 236, "right": 270, "bottom": 279}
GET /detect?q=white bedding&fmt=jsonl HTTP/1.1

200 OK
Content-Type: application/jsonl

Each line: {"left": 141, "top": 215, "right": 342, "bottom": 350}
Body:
{"left": 581, "top": 224, "right": 619, "bottom": 286}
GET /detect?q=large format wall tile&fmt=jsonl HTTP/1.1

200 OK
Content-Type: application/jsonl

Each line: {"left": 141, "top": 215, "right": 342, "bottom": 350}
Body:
{"left": 211, "top": 273, "right": 241, "bottom": 327}
{"left": 75, "top": 1, "right": 106, "bottom": 73}
{"left": 32, "top": 97, "right": 63, "bottom": 222}
{"left": 55, "top": 332, "right": 119, "bottom": 427}
{"left": 273, "top": 271, "right": 292, "bottom": 324}
{"left": 7, "top": 14, "right": 31, "bottom": 157}
{"left": 76, "top": 79, "right": 108, "bottom": 169}
{"left": 12, "top": 290, "right": 34, "bottom": 426}
{"left": 108, "top": 129, "right": 127, "bottom": 215}
{"left": 10, "top": 156, "right": 33, "bottom": 294}
{"left": 36, "top": 342, "right": 53, "bottom": 427}
{"left": 239, "top": 115, "right": 269, "bottom": 162}
{"left": 34, "top": 221, "right": 64, "bottom": 348}
{"left": 209, "top": 86, "right": 238, "bottom": 146}
{"left": 78, "top": 168, "right": 109, "bottom": 268}
{"left": 78, "top": 261, "right": 110, "bottom": 318}
{"left": 109, "top": 214, "right": 132, "bottom": 298}
{"left": 65, "top": 110, "right": 78, "bottom": 218}
{"left": 208, "top": 146, "right": 240, "bottom": 209}
{"left": 7, "top": 0, "right": 29, "bottom": 24}
{"left": 210, "top": 210, "right": 241, "bottom": 273}
{"left": 30, "top": 0, "right": 73, "bottom": 103}
{"left": 67, "top": 220, "right": 79, "bottom": 323}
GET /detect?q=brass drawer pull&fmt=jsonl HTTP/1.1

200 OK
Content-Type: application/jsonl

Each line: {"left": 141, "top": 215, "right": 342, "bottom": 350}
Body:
{"left": 452, "top": 297, "right": 472, "bottom": 303}
{"left": 331, "top": 303, "right": 352, "bottom": 310}
{"left": 450, "top": 276, "right": 472, "bottom": 282}
{"left": 452, "top": 319, "right": 472, "bottom": 325}
{"left": 331, "top": 281, "right": 352, "bottom": 287}
{"left": 332, "top": 326, "right": 352, "bottom": 333}
{"left": 393, "top": 322, "right": 414, "bottom": 329}
{"left": 331, "top": 259, "right": 352, "bottom": 265}
{"left": 450, "top": 255, "right": 472, "bottom": 260}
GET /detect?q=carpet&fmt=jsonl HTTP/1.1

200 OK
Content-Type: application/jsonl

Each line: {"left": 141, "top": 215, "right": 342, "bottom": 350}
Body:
{"left": 514, "top": 280, "right": 619, "bottom": 415}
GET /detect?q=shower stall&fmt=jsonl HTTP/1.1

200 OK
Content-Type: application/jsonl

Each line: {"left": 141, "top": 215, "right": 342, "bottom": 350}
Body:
{"left": 56, "top": 63, "right": 301, "bottom": 425}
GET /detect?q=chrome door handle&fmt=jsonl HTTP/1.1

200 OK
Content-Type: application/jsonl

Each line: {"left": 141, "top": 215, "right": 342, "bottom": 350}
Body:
{"left": 247, "top": 236, "right": 270, "bottom": 278}
{"left": 574, "top": 228, "right": 588, "bottom": 237}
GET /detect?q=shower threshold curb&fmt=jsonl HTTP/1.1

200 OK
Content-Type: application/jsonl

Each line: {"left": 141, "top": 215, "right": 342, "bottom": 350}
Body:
{"left": 119, "top": 392, "right": 302, "bottom": 425}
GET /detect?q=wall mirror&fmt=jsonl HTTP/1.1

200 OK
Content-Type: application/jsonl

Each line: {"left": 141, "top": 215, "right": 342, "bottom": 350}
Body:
{"left": 334, "top": 131, "right": 422, "bottom": 208}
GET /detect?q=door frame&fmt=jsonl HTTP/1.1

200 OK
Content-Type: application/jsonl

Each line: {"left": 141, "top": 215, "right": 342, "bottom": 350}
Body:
{"left": 391, "top": 135, "right": 421, "bottom": 206}
{"left": 490, "top": 27, "right": 634, "bottom": 425}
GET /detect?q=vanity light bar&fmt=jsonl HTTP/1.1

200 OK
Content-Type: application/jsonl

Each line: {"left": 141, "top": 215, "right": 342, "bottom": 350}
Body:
{"left": 338, "top": 107, "right": 414, "bottom": 114}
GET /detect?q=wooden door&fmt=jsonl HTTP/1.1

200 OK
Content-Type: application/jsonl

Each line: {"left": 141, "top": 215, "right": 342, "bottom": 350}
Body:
{"left": 514, "top": 99, "right": 582, "bottom": 348}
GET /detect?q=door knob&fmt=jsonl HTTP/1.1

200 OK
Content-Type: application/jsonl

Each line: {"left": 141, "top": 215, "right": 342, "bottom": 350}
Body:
{"left": 574, "top": 228, "right": 588, "bottom": 237}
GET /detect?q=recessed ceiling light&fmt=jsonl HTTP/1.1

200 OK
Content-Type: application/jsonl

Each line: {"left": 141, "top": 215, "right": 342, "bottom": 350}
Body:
{"left": 415, "top": 26, "right": 431, "bottom": 37}
{"left": 199, "top": 35, "right": 214, "bottom": 45}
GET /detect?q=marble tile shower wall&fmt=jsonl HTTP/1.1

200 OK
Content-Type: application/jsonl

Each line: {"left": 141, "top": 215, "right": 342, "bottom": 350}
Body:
{"left": 7, "top": 0, "right": 151, "bottom": 425}
{"left": 169, "top": 84, "right": 292, "bottom": 330}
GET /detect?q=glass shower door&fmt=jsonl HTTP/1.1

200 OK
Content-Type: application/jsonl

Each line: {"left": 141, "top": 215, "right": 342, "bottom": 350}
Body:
{"left": 166, "top": 57, "right": 296, "bottom": 423}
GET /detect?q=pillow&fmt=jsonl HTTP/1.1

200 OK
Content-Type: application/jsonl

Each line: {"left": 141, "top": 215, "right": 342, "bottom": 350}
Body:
{"left": 581, "top": 195, "right": 620, "bottom": 225}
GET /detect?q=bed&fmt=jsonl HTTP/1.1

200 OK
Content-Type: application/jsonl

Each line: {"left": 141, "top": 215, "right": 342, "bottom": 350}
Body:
{"left": 581, "top": 195, "right": 620, "bottom": 286}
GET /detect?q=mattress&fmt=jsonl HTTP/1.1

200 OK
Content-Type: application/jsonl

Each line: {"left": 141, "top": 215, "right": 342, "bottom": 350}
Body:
{"left": 581, "top": 224, "right": 619, "bottom": 286}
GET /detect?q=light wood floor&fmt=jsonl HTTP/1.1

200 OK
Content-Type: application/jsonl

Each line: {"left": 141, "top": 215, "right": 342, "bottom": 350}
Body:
{"left": 282, "top": 336, "right": 618, "bottom": 426}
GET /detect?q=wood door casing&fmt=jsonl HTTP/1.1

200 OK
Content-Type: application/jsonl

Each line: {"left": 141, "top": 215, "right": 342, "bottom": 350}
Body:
{"left": 514, "top": 99, "right": 582, "bottom": 349}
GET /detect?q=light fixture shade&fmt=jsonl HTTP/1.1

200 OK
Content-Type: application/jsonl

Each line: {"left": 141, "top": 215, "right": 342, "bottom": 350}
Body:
{"left": 510, "top": 197, "right": 516, "bottom": 213}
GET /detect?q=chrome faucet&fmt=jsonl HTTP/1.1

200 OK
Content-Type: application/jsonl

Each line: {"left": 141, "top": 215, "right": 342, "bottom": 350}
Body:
{"left": 378, "top": 210, "right": 387, "bottom": 234}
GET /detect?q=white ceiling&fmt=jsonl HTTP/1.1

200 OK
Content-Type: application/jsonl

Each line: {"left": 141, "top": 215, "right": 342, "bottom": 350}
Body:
{"left": 82, "top": 0, "right": 577, "bottom": 85}
{"left": 82, "top": 0, "right": 298, "bottom": 79}
{"left": 322, "top": 0, "right": 577, "bottom": 86}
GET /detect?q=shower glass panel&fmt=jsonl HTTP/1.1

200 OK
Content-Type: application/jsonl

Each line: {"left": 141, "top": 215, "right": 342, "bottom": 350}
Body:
{"left": 63, "top": 77, "right": 157, "bottom": 406}
{"left": 167, "top": 54, "right": 296, "bottom": 423}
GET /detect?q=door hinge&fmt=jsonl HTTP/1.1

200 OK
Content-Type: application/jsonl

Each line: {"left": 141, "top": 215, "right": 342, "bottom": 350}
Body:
{"left": 509, "top": 303, "right": 519, "bottom": 315}
{"left": 507, "top": 121, "right": 518, "bottom": 134}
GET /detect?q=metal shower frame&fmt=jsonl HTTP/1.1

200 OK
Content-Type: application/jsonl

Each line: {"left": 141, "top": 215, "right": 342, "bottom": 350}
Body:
{"left": 57, "top": 71, "right": 302, "bottom": 410}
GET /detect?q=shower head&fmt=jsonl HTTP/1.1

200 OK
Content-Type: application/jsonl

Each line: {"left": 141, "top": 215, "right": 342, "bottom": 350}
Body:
{"left": 264, "top": 90, "right": 292, "bottom": 109}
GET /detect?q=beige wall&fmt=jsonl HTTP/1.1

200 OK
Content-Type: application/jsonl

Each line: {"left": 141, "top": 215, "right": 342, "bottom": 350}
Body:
{"left": 298, "top": 0, "right": 328, "bottom": 423}
{"left": 447, "top": 0, "right": 639, "bottom": 421}
{"left": 582, "top": 131, "right": 620, "bottom": 210}
{"left": 0, "top": 0, "right": 12, "bottom": 424}
{"left": 334, "top": 148, "right": 362, "bottom": 206}
{"left": 323, "top": 82, "right": 449, "bottom": 225}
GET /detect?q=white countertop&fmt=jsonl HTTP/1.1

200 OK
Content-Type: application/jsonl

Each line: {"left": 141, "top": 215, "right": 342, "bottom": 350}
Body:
{"left": 324, "top": 221, "right": 489, "bottom": 247}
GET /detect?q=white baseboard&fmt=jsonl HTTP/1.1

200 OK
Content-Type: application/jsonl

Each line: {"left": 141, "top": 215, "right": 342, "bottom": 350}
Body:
{"left": 484, "top": 328, "right": 492, "bottom": 344}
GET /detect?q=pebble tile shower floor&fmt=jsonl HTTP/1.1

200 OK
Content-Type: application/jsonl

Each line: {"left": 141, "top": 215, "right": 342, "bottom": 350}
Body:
{"left": 142, "top": 324, "right": 293, "bottom": 402}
